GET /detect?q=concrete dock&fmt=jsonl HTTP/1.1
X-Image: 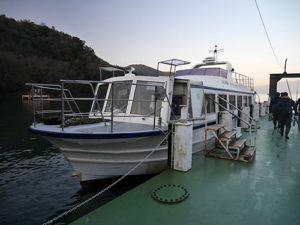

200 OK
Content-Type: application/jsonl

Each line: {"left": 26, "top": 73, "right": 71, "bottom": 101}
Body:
{"left": 71, "top": 117, "right": 300, "bottom": 225}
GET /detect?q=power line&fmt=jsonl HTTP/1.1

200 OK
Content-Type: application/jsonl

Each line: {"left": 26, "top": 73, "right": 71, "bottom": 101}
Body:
{"left": 254, "top": 0, "right": 282, "bottom": 68}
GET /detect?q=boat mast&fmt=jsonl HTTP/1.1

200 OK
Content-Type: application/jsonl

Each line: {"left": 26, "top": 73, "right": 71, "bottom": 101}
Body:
{"left": 209, "top": 45, "right": 224, "bottom": 61}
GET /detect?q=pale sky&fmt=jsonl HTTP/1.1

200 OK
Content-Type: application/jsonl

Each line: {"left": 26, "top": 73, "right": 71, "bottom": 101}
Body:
{"left": 1, "top": 0, "right": 300, "bottom": 86}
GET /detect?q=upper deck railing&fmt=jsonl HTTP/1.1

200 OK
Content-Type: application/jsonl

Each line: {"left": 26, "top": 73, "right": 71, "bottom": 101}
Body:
{"left": 232, "top": 72, "right": 254, "bottom": 89}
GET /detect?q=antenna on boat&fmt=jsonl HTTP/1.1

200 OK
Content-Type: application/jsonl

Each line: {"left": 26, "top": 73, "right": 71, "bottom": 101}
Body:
{"left": 209, "top": 45, "right": 224, "bottom": 61}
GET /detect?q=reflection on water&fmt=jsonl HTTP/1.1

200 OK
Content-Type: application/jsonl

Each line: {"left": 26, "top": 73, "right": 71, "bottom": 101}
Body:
{"left": 0, "top": 95, "right": 151, "bottom": 225}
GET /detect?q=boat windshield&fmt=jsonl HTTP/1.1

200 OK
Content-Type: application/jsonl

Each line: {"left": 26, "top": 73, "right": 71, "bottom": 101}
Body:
{"left": 105, "top": 81, "right": 132, "bottom": 113}
{"left": 131, "top": 81, "right": 165, "bottom": 116}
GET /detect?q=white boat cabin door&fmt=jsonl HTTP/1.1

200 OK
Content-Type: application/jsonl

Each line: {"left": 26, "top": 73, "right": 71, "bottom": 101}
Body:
{"left": 171, "top": 79, "right": 204, "bottom": 121}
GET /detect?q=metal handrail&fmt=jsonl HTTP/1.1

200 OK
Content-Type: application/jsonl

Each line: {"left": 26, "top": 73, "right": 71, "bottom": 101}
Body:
{"left": 208, "top": 96, "right": 257, "bottom": 147}
{"left": 27, "top": 80, "right": 170, "bottom": 132}
{"left": 232, "top": 72, "right": 254, "bottom": 89}
{"left": 217, "top": 95, "right": 257, "bottom": 146}
{"left": 218, "top": 96, "right": 257, "bottom": 122}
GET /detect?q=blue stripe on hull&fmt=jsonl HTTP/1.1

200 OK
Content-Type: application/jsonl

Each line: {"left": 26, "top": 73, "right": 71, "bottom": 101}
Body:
{"left": 29, "top": 121, "right": 216, "bottom": 139}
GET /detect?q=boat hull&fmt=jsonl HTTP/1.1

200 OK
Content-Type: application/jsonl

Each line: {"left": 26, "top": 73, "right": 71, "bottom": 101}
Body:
{"left": 41, "top": 126, "right": 215, "bottom": 184}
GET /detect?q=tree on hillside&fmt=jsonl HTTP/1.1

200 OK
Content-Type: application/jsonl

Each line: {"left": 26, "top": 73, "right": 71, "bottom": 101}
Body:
{"left": 0, "top": 14, "right": 116, "bottom": 93}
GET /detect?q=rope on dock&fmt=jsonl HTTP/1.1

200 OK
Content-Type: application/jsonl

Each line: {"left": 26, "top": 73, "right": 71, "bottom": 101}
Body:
{"left": 42, "top": 129, "right": 173, "bottom": 225}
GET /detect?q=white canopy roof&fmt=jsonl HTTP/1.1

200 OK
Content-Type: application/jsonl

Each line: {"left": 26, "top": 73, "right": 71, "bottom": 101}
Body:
{"left": 99, "top": 67, "right": 124, "bottom": 72}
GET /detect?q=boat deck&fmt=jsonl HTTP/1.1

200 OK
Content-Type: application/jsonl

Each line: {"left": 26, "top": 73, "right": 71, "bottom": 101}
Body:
{"left": 31, "top": 121, "right": 162, "bottom": 134}
{"left": 71, "top": 117, "right": 300, "bottom": 225}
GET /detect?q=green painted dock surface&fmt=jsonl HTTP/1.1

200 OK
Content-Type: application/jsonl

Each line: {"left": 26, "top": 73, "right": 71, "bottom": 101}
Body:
{"left": 72, "top": 117, "right": 300, "bottom": 225}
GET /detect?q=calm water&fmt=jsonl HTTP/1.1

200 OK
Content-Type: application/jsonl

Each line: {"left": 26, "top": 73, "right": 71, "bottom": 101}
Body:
{"left": 0, "top": 95, "right": 151, "bottom": 225}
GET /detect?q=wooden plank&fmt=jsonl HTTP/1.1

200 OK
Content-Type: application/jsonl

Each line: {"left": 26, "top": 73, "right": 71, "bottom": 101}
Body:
{"left": 228, "top": 138, "right": 247, "bottom": 149}
{"left": 218, "top": 130, "right": 236, "bottom": 140}
{"left": 241, "top": 146, "right": 256, "bottom": 157}
{"left": 206, "top": 147, "right": 256, "bottom": 163}
{"left": 206, "top": 124, "right": 224, "bottom": 131}
{"left": 205, "top": 149, "right": 233, "bottom": 160}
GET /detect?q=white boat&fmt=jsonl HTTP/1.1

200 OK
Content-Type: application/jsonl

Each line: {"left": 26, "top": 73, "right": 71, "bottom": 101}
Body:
{"left": 28, "top": 56, "right": 256, "bottom": 185}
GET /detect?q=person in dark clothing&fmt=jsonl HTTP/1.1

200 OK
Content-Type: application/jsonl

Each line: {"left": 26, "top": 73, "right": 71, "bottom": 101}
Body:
{"left": 296, "top": 98, "right": 300, "bottom": 132}
{"left": 270, "top": 92, "right": 281, "bottom": 129}
{"left": 277, "top": 92, "right": 297, "bottom": 139}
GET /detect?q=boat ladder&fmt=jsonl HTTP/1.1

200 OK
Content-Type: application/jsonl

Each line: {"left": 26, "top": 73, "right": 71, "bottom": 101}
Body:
{"left": 203, "top": 96, "right": 257, "bottom": 163}
{"left": 205, "top": 123, "right": 256, "bottom": 162}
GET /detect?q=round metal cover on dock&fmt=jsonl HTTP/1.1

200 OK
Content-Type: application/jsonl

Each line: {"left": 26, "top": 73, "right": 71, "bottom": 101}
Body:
{"left": 152, "top": 184, "right": 189, "bottom": 204}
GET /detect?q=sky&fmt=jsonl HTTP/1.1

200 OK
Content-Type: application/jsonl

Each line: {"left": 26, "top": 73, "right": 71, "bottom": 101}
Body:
{"left": 1, "top": 0, "right": 300, "bottom": 87}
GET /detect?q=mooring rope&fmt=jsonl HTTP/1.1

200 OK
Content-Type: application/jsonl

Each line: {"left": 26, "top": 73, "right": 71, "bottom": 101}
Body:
{"left": 42, "top": 129, "right": 172, "bottom": 225}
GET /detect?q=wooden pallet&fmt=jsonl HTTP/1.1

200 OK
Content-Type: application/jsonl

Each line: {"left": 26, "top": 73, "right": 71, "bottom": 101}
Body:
{"left": 206, "top": 145, "right": 256, "bottom": 163}
{"left": 239, "top": 146, "right": 256, "bottom": 162}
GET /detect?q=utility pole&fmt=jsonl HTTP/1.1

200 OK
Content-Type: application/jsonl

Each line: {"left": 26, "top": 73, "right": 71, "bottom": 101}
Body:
{"left": 284, "top": 58, "right": 287, "bottom": 74}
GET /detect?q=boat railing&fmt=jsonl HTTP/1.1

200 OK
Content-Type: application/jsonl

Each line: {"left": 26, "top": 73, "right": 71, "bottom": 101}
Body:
{"left": 207, "top": 95, "right": 257, "bottom": 147}
{"left": 26, "top": 80, "right": 171, "bottom": 132}
{"left": 232, "top": 72, "right": 254, "bottom": 89}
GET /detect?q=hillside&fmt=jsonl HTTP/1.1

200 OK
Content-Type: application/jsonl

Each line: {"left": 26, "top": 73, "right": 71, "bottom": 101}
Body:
{"left": 0, "top": 15, "right": 172, "bottom": 94}
{"left": 0, "top": 15, "right": 119, "bottom": 93}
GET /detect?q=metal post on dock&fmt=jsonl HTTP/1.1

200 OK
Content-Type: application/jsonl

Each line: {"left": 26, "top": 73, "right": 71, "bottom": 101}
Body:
{"left": 32, "top": 85, "right": 36, "bottom": 127}
{"left": 167, "top": 123, "right": 173, "bottom": 169}
{"left": 153, "top": 86, "right": 157, "bottom": 130}
{"left": 254, "top": 121, "right": 257, "bottom": 146}
{"left": 61, "top": 82, "right": 65, "bottom": 131}
{"left": 41, "top": 88, "right": 44, "bottom": 120}
{"left": 111, "top": 83, "right": 114, "bottom": 133}
{"left": 204, "top": 95, "right": 208, "bottom": 154}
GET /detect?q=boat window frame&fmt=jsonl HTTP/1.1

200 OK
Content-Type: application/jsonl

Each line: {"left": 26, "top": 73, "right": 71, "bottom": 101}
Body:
{"left": 248, "top": 96, "right": 252, "bottom": 106}
{"left": 218, "top": 94, "right": 227, "bottom": 111}
{"left": 130, "top": 80, "right": 166, "bottom": 117}
{"left": 102, "top": 80, "right": 134, "bottom": 116}
{"left": 202, "top": 93, "right": 216, "bottom": 114}
{"left": 243, "top": 95, "right": 248, "bottom": 107}
{"left": 237, "top": 96, "right": 242, "bottom": 108}
{"left": 90, "top": 82, "right": 110, "bottom": 117}
{"left": 229, "top": 95, "right": 236, "bottom": 110}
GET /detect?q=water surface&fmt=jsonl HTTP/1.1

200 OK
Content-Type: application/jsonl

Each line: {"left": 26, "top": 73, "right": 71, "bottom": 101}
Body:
{"left": 0, "top": 95, "right": 150, "bottom": 225}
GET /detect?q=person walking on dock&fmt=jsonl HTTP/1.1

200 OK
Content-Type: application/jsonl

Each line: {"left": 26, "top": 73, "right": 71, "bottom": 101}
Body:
{"left": 270, "top": 92, "right": 281, "bottom": 129}
{"left": 296, "top": 98, "right": 300, "bottom": 132}
{"left": 277, "top": 92, "right": 297, "bottom": 139}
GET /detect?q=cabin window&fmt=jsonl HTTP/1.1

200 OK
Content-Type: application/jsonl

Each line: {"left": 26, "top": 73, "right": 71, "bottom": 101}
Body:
{"left": 229, "top": 95, "right": 236, "bottom": 110}
{"left": 105, "top": 81, "right": 132, "bottom": 113}
{"left": 248, "top": 96, "right": 252, "bottom": 106}
{"left": 188, "top": 96, "right": 193, "bottom": 118}
{"left": 171, "top": 82, "right": 188, "bottom": 118}
{"left": 218, "top": 94, "right": 227, "bottom": 111}
{"left": 190, "top": 85, "right": 204, "bottom": 118}
{"left": 237, "top": 96, "right": 242, "bottom": 108}
{"left": 91, "top": 83, "right": 109, "bottom": 114}
{"left": 131, "top": 81, "right": 164, "bottom": 116}
{"left": 202, "top": 94, "right": 216, "bottom": 113}
{"left": 243, "top": 96, "right": 247, "bottom": 107}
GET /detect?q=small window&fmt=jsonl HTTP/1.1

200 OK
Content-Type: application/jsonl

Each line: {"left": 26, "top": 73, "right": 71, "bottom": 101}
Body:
{"left": 202, "top": 94, "right": 216, "bottom": 114}
{"left": 92, "top": 83, "right": 109, "bottom": 113}
{"left": 243, "top": 96, "right": 247, "bottom": 107}
{"left": 218, "top": 94, "right": 227, "bottom": 111}
{"left": 248, "top": 96, "right": 252, "bottom": 106}
{"left": 229, "top": 95, "right": 236, "bottom": 110}
{"left": 237, "top": 96, "right": 242, "bottom": 108}
{"left": 105, "top": 81, "right": 132, "bottom": 113}
{"left": 190, "top": 86, "right": 204, "bottom": 118}
{"left": 131, "top": 81, "right": 164, "bottom": 116}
